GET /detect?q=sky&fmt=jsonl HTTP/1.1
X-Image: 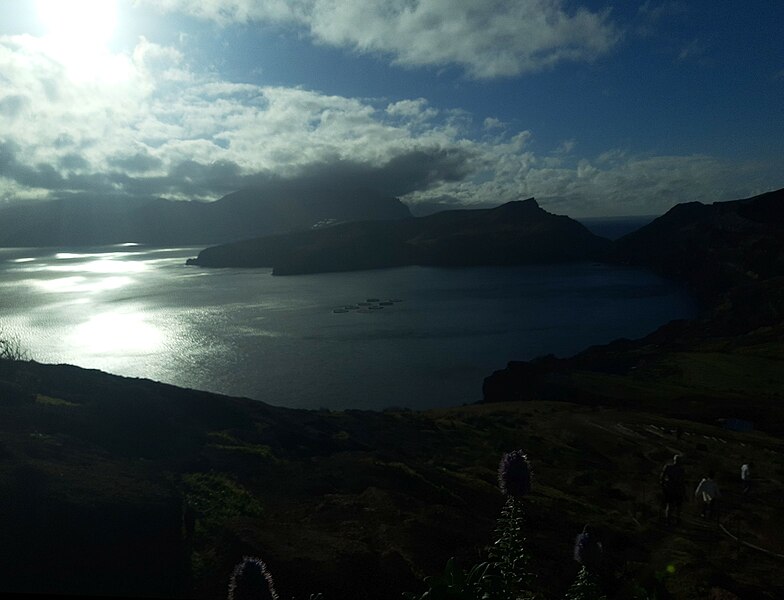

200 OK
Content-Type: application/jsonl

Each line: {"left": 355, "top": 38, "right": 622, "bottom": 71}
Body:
{"left": 0, "top": 1, "right": 782, "bottom": 217}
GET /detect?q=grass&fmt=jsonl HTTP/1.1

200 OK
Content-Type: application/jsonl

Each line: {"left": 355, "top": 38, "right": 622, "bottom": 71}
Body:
{"left": 1, "top": 361, "right": 783, "bottom": 599}
{"left": 183, "top": 471, "right": 264, "bottom": 526}
{"left": 35, "top": 394, "right": 79, "bottom": 407}
{"left": 667, "top": 352, "right": 784, "bottom": 394}
{"left": 206, "top": 430, "right": 277, "bottom": 458}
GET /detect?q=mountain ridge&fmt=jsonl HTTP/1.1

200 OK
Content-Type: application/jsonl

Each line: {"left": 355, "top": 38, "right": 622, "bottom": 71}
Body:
{"left": 483, "top": 187, "right": 784, "bottom": 431}
{"left": 187, "top": 197, "right": 613, "bottom": 273}
{"left": 612, "top": 187, "right": 784, "bottom": 302}
{"left": 0, "top": 187, "right": 412, "bottom": 247}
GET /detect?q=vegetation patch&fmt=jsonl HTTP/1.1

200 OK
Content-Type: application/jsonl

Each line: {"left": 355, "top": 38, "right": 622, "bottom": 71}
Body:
{"left": 34, "top": 394, "right": 79, "bottom": 408}
{"left": 206, "top": 430, "right": 276, "bottom": 459}
{"left": 182, "top": 471, "right": 264, "bottom": 528}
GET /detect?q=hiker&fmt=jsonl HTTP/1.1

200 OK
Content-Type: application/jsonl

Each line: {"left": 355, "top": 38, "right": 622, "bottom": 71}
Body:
{"left": 741, "top": 462, "right": 752, "bottom": 494}
{"left": 660, "top": 454, "right": 685, "bottom": 525}
{"left": 574, "top": 524, "right": 603, "bottom": 572}
{"left": 695, "top": 471, "right": 721, "bottom": 520}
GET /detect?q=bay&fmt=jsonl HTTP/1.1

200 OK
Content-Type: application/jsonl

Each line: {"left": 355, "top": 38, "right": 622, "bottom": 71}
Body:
{"left": 0, "top": 244, "right": 696, "bottom": 410}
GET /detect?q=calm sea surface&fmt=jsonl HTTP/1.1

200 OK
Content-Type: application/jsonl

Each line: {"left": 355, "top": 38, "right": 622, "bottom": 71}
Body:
{"left": 0, "top": 245, "right": 696, "bottom": 410}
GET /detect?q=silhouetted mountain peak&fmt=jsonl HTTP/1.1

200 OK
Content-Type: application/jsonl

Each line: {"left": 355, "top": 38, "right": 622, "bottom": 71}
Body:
{"left": 501, "top": 197, "right": 539, "bottom": 208}
{"left": 189, "top": 199, "right": 611, "bottom": 273}
{"left": 614, "top": 187, "right": 784, "bottom": 301}
{"left": 0, "top": 187, "right": 412, "bottom": 247}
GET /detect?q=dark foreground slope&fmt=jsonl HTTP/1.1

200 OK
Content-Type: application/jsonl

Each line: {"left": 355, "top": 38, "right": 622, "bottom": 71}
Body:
{"left": 1, "top": 359, "right": 782, "bottom": 600}
{"left": 0, "top": 186, "right": 411, "bottom": 247}
{"left": 187, "top": 198, "right": 611, "bottom": 273}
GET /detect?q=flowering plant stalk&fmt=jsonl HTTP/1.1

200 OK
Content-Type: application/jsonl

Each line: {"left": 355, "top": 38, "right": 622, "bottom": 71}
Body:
{"left": 563, "top": 565, "right": 606, "bottom": 600}
{"left": 488, "top": 495, "right": 534, "bottom": 598}
{"left": 228, "top": 556, "right": 279, "bottom": 600}
{"left": 487, "top": 450, "right": 535, "bottom": 598}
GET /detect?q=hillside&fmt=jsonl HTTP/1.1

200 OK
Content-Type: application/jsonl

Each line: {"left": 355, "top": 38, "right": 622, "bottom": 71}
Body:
{"left": 187, "top": 198, "right": 612, "bottom": 273}
{"left": 2, "top": 188, "right": 784, "bottom": 599}
{"left": 613, "top": 187, "right": 784, "bottom": 303}
{"left": 485, "top": 188, "right": 784, "bottom": 431}
{"left": 0, "top": 186, "right": 411, "bottom": 247}
{"left": 1, "top": 359, "right": 781, "bottom": 599}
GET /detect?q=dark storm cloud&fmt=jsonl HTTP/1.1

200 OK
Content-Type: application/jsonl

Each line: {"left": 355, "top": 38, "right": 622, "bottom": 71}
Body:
{"left": 59, "top": 153, "right": 90, "bottom": 171}
{"left": 0, "top": 140, "right": 64, "bottom": 190}
{"left": 251, "top": 146, "right": 479, "bottom": 199}
{"left": 0, "top": 140, "right": 117, "bottom": 194}
{"left": 54, "top": 134, "right": 76, "bottom": 149}
{"left": 107, "top": 145, "right": 478, "bottom": 201}
{"left": 107, "top": 151, "right": 164, "bottom": 173}
{"left": 0, "top": 94, "right": 29, "bottom": 119}
{"left": 106, "top": 158, "right": 246, "bottom": 198}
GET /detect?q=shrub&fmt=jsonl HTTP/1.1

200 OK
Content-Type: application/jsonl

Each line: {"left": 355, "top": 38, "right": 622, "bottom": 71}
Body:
{"left": 0, "top": 327, "right": 29, "bottom": 361}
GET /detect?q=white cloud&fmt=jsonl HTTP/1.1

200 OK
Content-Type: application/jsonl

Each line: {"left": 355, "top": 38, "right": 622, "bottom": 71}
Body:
{"left": 553, "top": 139, "right": 576, "bottom": 155}
{"left": 142, "top": 0, "right": 619, "bottom": 78}
{"left": 483, "top": 117, "right": 506, "bottom": 131}
{"left": 0, "top": 33, "right": 778, "bottom": 216}
{"left": 407, "top": 151, "right": 776, "bottom": 217}
{"left": 677, "top": 38, "right": 709, "bottom": 64}
{"left": 0, "top": 34, "right": 478, "bottom": 200}
{"left": 386, "top": 98, "right": 437, "bottom": 121}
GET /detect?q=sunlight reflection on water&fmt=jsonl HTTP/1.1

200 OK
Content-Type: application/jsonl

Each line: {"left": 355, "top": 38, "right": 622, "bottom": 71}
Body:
{"left": 34, "top": 275, "right": 134, "bottom": 293}
{"left": 69, "top": 310, "right": 165, "bottom": 356}
{"left": 0, "top": 245, "right": 697, "bottom": 410}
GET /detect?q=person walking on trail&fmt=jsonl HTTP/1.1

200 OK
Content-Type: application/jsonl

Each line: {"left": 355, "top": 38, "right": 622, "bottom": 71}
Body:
{"left": 741, "top": 462, "right": 752, "bottom": 494}
{"left": 660, "top": 454, "right": 685, "bottom": 525}
{"left": 695, "top": 471, "right": 721, "bottom": 520}
{"left": 574, "top": 524, "right": 603, "bottom": 572}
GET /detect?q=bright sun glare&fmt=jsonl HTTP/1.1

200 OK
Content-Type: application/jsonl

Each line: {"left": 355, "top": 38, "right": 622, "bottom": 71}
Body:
{"left": 36, "top": 0, "right": 124, "bottom": 81}
{"left": 37, "top": 0, "right": 117, "bottom": 48}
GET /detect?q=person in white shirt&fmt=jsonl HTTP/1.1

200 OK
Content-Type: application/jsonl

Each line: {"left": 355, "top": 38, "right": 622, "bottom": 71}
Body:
{"left": 740, "top": 462, "right": 751, "bottom": 494}
{"left": 695, "top": 471, "right": 721, "bottom": 519}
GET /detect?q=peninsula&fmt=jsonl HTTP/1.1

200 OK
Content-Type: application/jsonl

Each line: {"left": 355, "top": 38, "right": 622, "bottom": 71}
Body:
{"left": 186, "top": 198, "right": 612, "bottom": 273}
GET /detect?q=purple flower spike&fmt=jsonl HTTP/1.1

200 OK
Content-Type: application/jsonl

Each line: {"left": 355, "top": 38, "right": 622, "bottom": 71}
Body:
{"left": 228, "top": 556, "right": 279, "bottom": 600}
{"left": 498, "top": 450, "right": 532, "bottom": 497}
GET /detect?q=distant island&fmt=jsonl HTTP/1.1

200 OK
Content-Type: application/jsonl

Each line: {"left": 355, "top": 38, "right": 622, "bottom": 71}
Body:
{"left": 186, "top": 198, "right": 612, "bottom": 273}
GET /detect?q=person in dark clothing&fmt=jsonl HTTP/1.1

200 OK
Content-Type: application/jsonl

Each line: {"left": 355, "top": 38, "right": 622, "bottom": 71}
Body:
{"left": 660, "top": 454, "right": 685, "bottom": 525}
{"left": 574, "top": 524, "right": 603, "bottom": 572}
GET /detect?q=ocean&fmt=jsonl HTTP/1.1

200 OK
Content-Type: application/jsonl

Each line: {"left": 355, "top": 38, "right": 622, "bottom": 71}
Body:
{"left": 0, "top": 244, "right": 695, "bottom": 410}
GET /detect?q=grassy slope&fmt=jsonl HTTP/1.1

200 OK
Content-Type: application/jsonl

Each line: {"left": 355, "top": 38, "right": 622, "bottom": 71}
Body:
{"left": 1, "top": 360, "right": 782, "bottom": 599}
{"left": 549, "top": 322, "right": 784, "bottom": 435}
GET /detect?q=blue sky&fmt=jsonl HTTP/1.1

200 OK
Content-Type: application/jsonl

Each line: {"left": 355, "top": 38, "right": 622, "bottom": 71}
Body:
{"left": 0, "top": 1, "right": 782, "bottom": 217}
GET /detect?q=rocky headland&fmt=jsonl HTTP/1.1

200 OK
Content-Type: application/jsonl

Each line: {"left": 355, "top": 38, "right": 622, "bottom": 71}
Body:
{"left": 484, "top": 188, "right": 784, "bottom": 433}
{"left": 186, "top": 198, "right": 612, "bottom": 273}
